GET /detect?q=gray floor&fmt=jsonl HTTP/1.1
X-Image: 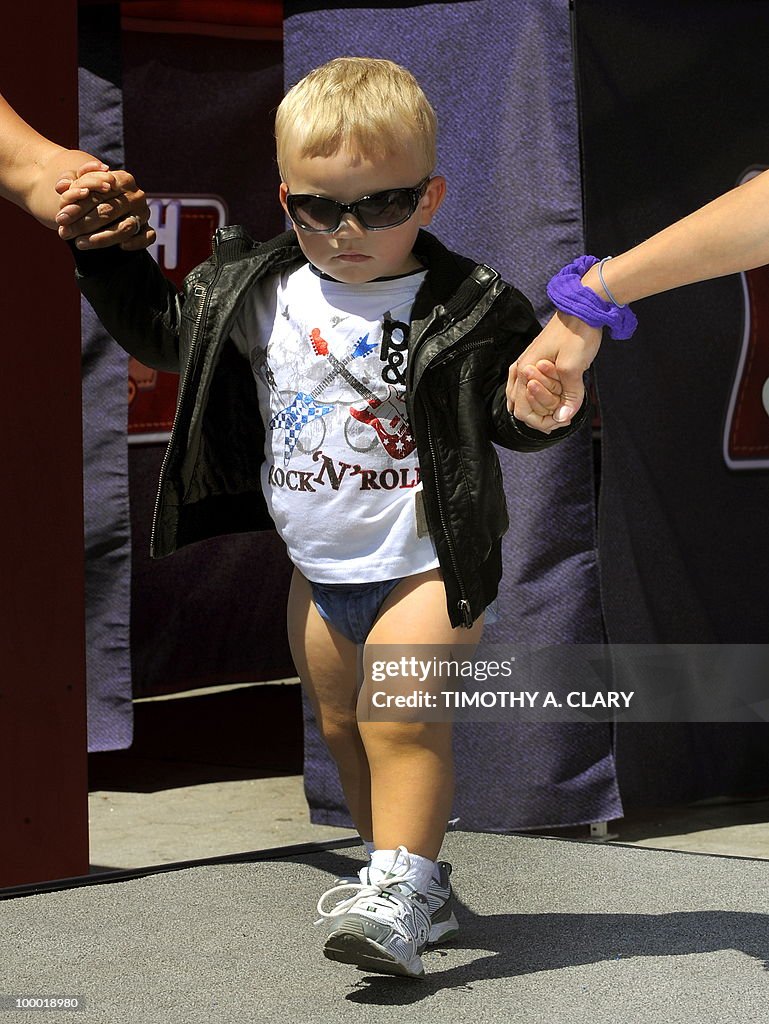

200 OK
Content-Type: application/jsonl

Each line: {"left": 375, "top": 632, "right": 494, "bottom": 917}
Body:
{"left": 4, "top": 830, "right": 769, "bottom": 1023}
{"left": 87, "top": 772, "right": 769, "bottom": 871}
{"left": 86, "top": 679, "right": 769, "bottom": 870}
{"left": 5, "top": 682, "right": 769, "bottom": 1023}
{"left": 70, "top": 722, "right": 769, "bottom": 1023}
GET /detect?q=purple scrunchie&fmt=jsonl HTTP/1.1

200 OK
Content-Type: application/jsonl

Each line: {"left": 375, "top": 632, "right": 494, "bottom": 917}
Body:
{"left": 546, "top": 255, "right": 638, "bottom": 340}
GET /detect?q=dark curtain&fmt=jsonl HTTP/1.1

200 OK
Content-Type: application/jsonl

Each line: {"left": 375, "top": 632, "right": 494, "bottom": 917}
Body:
{"left": 81, "top": 9, "right": 292, "bottom": 745}
{"left": 120, "top": 26, "right": 291, "bottom": 699}
{"left": 575, "top": 0, "right": 769, "bottom": 801}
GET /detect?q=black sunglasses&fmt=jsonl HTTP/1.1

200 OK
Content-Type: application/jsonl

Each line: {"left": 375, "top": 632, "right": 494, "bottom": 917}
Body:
{"left": 286, "top": 177, "right": 431, "bottom": 233}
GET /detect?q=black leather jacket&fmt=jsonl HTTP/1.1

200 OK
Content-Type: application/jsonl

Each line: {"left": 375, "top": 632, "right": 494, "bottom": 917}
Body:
{"left": 74, "top": 227, "right": 586, "bottom": 627}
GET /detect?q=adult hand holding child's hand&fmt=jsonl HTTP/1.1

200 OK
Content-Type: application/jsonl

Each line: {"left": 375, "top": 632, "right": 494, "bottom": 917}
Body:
{"left": 506, "top": 311, "right": 599, "bottom": 433}
{"left": 56, "top": 165, "right": 154, "bottom": 251}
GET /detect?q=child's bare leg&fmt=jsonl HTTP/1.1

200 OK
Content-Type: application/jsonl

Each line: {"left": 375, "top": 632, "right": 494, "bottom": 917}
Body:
{"left": 358, "top": 568, "right": 484, "bottom": 860}
{"left": 286, "top": 567, "right": 372, "bottom": 842}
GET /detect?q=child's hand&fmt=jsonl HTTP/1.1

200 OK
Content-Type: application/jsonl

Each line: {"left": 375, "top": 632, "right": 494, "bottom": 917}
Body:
{"left": 55, "top": 165, "right": 154, "bottom": 251}
{"left": 507, "top": 358, "right": 569, "bottom": 432}
{"left": 53, "top": 158, "right": 109, "bottom": 194}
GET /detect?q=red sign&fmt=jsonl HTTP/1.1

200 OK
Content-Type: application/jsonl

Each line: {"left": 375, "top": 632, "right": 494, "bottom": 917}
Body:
{"left": 724, "top": 167, "right": 769, "bottom": 470}
{"left": 128, "top": 195, "right": 227, "bottom": 442}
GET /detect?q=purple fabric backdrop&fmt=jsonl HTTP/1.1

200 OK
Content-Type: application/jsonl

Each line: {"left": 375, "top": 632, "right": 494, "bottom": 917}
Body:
{"left": 79, "top": 4, "right": 133, "bottom": 750}
{"left": 285, "top": 0, "right": 620, "bottom": 831}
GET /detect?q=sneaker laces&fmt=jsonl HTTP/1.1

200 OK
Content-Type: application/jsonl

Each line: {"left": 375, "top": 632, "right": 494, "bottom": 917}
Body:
{"left": 314, "top": 845, "right": 415, "bottom": 927}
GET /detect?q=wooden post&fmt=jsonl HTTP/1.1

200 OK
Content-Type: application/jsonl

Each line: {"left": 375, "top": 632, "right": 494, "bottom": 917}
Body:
{"left": 0, "top": 2, "right": 90, "bottom": 886}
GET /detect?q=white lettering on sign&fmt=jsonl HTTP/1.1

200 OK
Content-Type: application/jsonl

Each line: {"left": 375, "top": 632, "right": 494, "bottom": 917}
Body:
{"left": 146, "top": 196, "right": 228, "bottom": 272}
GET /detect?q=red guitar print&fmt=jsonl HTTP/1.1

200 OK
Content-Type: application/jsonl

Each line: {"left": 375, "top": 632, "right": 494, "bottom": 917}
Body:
{"left": 348, "top": 386, "right": 416, "bottom": 460}
{"left": 723, "top": 167, "right": 769, "bottom": 470}
{"left": 310, "top": 328, "right": 417, "bottom": 459}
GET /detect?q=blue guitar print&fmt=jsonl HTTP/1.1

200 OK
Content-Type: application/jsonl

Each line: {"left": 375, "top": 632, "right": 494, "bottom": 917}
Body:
{"left": 270, "top": 332, "right": 377, "bottom": 464}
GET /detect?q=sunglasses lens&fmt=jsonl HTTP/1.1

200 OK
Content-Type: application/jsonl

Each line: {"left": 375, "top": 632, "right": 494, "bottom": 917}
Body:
{"left": 289, "top": 195, "right": 340, "bottom": 232}
{"left": 288, "top": 181, "right": 426, "bottom": 232}
{"left": 357, "top": 189, "right": 415, "bottom": 229}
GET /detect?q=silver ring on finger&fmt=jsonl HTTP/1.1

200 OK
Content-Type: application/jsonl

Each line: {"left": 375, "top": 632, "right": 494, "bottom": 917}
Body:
{"left": 124, "top": 214, "right": 142, "bottom": 237}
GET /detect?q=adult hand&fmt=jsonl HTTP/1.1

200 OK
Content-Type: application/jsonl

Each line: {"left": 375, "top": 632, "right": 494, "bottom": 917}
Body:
{"left": 507, "top": 311, "right": 602, "bottom": 433}
{"left": 55, "top": 165, "right": 154, "bottom": 251}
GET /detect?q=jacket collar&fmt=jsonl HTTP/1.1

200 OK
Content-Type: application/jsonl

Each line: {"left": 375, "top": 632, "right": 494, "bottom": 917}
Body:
{"left": 214, "top": 226, "right": 486, "bottom": 317}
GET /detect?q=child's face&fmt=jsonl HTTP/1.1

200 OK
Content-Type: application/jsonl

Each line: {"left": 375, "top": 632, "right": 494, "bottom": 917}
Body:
{"left": 279, "top": 142, "right": 445, "bottom": 282}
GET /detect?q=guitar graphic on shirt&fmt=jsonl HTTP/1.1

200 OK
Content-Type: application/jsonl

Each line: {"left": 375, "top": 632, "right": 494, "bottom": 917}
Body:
{"left": 349, "top": 384, "right": 415, "bottom": 459}
{"left": 269, "top": 332, "right": 378, "bottom": 464}
{"left": 310, "top": 329, "right": 416, "bottom": 460}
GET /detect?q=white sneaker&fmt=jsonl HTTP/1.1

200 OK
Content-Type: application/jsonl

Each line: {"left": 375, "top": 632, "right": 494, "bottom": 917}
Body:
{"left": 317, "top": 846, "right": 432, "bottom": 978}
{"left": 334, "top": 859, "right": 459, "bottom": 945}
{"left": 423, "top": 861, "right": 459, "bottom": 943}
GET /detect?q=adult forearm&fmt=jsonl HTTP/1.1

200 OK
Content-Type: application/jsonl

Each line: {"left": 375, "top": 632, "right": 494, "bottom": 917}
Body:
{"left": 19, "top": 145, "right": 103, "bottom": 228}
{"left": 0, "top": 92, "right": 101, "bottom": 227}
{"left": 583, "top": 170, "right": 769, "bottom": 304}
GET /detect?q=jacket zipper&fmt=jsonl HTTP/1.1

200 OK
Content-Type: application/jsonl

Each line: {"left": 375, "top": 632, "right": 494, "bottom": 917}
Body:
{"left": 424, "top": 405, "right": 474, "bottom": 628}
{"left": 149, "top": 270, "right": 218, "bottom": 558}
{"left": 416, "top": 325, "right": 499, "bottom": 629}
{"left": 429, "top": 335, "right": 495, "bottom": 367}
{"left": 410, "top": 276, "right": 501, "bottom": 384}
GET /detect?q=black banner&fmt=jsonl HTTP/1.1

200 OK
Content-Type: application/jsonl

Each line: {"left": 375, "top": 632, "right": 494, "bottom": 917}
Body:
{"left": 576, "top": 0, "right": 769, "bottom": 801}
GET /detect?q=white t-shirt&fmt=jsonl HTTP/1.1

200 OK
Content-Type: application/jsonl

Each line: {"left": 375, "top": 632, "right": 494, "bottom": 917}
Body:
{"left": 231, "top": 262, "right": 439, "bottom": 583}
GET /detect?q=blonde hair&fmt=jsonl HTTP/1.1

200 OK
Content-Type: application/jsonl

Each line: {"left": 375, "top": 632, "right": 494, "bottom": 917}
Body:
{"left": 275, "top": 57, "right": 437, "bottom": 179}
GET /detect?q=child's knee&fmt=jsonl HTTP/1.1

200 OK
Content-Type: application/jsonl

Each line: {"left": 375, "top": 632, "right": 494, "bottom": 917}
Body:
{"left": 317, "top": 707, "right": 360, "bottom": 751}
{"left": 358, "top": 719, "right": 452, "bottom": 756}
